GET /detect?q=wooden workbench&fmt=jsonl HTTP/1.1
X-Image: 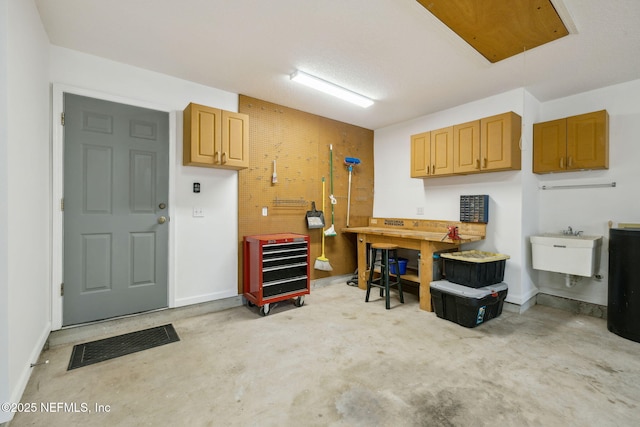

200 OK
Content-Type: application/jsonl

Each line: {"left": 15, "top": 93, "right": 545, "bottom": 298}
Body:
{"left": 342, "top": 218, "right": 486, "bottom": 311}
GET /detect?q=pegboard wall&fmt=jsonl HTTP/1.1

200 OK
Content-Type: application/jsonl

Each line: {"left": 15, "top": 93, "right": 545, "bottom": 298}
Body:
{"left": 238, "top": 95, "right": 374, "bottom": 292}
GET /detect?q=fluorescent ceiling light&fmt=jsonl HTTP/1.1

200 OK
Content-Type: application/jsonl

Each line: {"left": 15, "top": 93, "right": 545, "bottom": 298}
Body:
{"left": 290, "top": 70, "right": 374, "bottom": 108}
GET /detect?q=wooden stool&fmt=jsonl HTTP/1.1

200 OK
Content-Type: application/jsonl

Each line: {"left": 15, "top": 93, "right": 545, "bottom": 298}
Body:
{"left": 366, "top": 243, "right": 404, "bottom": 309}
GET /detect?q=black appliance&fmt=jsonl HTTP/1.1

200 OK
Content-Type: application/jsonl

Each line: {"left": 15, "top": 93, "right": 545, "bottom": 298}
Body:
{"left": 608, "top": 228, "right": 640, "bottom": 343}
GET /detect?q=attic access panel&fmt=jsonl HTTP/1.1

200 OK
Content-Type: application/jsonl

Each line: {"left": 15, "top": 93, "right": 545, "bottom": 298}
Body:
{"left": 417, "top": 0, "right": 569, "bottom": 63}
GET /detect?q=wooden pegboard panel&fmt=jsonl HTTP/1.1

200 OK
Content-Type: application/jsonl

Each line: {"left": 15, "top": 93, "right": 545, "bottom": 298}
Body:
{"left": 238, "top": 96, "right": 374, "bottom": 292}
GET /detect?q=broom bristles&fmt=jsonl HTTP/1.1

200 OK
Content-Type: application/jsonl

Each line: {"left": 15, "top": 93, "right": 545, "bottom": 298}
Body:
{"left": 314, "top": 256, "right": 333, "bottom": 271}
{"left": 324, "top": 225, "right": 337, "bottom": 237}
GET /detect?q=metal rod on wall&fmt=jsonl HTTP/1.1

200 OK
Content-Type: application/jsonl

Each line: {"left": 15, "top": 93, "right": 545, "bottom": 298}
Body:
{"left": 540, "top": 182, "right": 616, "bottom": 190}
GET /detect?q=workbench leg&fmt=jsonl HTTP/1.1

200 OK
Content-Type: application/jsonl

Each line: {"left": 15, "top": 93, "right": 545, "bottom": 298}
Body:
{"left": 419, "top": 241, "right": 460, "bottom": 312}
{"left": 419, "top": 242, "right": 434, "bottom": 312}
{"left": 357, "top": 233, "right": 367, "bottom": 290}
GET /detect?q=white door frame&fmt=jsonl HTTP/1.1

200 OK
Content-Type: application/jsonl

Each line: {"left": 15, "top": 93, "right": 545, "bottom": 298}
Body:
{"left": 51, "top": 83, "right": 177, "bottom": 330}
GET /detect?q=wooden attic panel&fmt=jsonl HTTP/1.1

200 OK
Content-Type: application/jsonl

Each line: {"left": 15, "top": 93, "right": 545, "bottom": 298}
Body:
{"left": 417, "top": 0, "right": 569, "bottom": 63}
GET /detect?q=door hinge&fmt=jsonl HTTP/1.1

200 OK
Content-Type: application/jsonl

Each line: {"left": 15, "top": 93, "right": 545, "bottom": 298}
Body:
{"left": 60, "top": 283, "right": 64, "bottom": 296}
{"left": 60, "top": 198, "right": 64, "bottom": 211}
{"left": 61, "top": 112, "right": 65, "bottom": 126}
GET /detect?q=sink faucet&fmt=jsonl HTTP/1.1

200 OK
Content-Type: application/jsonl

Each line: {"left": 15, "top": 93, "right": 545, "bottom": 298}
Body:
{"left": 562, "top": 226, "right": 583, "bottom": 236}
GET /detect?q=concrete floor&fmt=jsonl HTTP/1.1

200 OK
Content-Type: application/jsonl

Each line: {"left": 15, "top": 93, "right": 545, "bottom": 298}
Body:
{"left": 9, "top": 282, "right": 640, "bottom": 427}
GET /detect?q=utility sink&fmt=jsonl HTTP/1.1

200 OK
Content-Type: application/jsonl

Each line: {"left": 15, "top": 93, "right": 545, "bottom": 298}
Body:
{"left": 531, "top": 233, "right": 602, "bottom": 277}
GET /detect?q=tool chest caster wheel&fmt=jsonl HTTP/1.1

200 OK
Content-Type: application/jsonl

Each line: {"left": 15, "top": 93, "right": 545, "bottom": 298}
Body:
{"left": 259, "top": 304, "right": 271, "bottom": 316}
{"left": 294, "top": 296, "right": 305, "bottom": 307}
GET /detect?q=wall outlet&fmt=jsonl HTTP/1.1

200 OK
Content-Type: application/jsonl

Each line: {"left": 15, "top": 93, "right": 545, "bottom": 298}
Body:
{"left": 262, "top": 207, "right": 268, "bottom": 216}
{"left": 417, "top": 207, "right": 424, "bottom": 215}
{"left": 193, "top": 207, "right": 204, "bottom": 217}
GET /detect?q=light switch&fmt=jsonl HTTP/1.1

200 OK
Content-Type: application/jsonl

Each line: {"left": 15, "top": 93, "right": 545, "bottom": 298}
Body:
{"left": 262, "top": 207, "right": 268, "bottom": 216}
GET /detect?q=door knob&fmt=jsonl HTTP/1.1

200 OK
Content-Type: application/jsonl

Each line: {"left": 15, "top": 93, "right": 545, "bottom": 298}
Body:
{"left": 157, "top": 216, "right": 167, "bottom": 224}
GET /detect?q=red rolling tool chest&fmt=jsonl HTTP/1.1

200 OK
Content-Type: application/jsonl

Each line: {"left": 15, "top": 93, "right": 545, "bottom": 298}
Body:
{"left": 243, "top": 233, "right": 310, "bottom": 316}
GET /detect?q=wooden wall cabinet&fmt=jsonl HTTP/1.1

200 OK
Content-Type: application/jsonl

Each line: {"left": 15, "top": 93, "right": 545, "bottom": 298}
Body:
{"left": 183, "top": 102, "right": 249, "bottom": 170}
{"left": 481, "top": 112, "right": 522, "bottom": 172}
{"left": 453, "top": 120, "right": 481, "bottom": 173}
{"left": 533, "top": 110, "right": 608, "bottom": 174}
{"left": 410, "top": 132, "right": 430, "bottom": 178}
{"left": 414, "top": 111, "right": 521, "bottom": 178}
{"left": 411, "top": 127, "right": 454, "bottom": 177}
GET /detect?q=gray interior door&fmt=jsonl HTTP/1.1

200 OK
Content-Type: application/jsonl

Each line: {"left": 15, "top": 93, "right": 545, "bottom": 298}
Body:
{"left": 63, "top": 94, "right": 169, "bottom": 326}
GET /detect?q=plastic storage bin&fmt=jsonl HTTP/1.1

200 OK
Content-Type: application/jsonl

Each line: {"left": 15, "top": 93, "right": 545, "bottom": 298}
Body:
{"left": 441, "top": 250, "right": 509, "bottom": 288}
{"left": 430, "top": 280, "right": 508, "bottom": 328}
{"left": 389, "top": 258, "right": 408, "bottom": 275}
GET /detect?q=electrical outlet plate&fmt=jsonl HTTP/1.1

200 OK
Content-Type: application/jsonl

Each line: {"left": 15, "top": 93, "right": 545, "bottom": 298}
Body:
{"left": 193, "top": 207, "right": 204, "bottom": 217}
{"left": 417, "top": 207, "right": 424, "bottom": 215}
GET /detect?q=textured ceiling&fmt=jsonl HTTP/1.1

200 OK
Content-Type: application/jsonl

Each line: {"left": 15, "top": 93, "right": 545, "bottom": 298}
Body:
{"left": 35, "top": 0, "right": 640, "bottom": 130}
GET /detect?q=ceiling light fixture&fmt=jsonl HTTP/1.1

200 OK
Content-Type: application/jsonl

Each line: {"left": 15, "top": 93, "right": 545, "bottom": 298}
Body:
{"left": 290, "top": 70, "right": 374, "bottom": 108}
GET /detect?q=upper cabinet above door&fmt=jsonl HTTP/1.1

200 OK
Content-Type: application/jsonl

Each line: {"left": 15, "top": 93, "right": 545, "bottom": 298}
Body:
{"left": 183, "top": 102, "right": 249, "bottom": 170}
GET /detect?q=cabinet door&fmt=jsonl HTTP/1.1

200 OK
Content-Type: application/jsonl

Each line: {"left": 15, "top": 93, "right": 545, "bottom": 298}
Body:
{"left": 481, "top": 112, "right": 521, "bottom": 171}
{"left": 533, "top": 118, "right": 567, "bottom": 173}
{"left": 183, "top": 103, "right": 221, "bottom": 166}
{"left": 410, "top": 132, "right": 431, "bottom": 177}
{"left": 431, "top": 126, "right": 454, "bottom": 176}
{"left": 221, "top": 111, "right": 249, "bottom": 170}
{"left": 567, "top": 110, "right": 608, "bottom": 170}
{"left": 453, "top": 120, "right": 480, "bottom": 173}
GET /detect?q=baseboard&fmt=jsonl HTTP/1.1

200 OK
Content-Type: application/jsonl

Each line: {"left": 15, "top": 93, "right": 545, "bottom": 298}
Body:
{"left": 536, "top": 293, "right": 607, "bottom": 319}
{"left": 174, "top": 289, "right": 239, "bottom": 307}
{"left": 503, "top": 293, "right": 537, "bottom": 314}
{"left": 5, "top": 321, "right": 51, "bottom": 425}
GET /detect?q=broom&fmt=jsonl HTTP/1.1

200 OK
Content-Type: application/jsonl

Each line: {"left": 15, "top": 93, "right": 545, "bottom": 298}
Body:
{"left": 315, "top": 177, "right": 333, "bottom": 271}
{"left": 345, "top": 157, "right": 361, "bottom": 227}
{"left": 324, "top": 144, "right": 337, "bottom": 237}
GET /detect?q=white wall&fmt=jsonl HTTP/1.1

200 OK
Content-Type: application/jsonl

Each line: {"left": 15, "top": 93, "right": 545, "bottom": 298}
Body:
{"left": 520, "top": 90, "right": 542, "bottom": 307}
{"left": 49, "top": 46, "right": 241, "bottom": 320}
{"left": 2, "top": 0, "right": 51, "bottom": 422}
{"left": 534, "top": 79, "right": 640, "bottom": 305}
{"left": 374, "top": 88, "right": 540, "bottom": 306}
{"left": 0, "top": 0, "right": 10, "bottom": 422}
